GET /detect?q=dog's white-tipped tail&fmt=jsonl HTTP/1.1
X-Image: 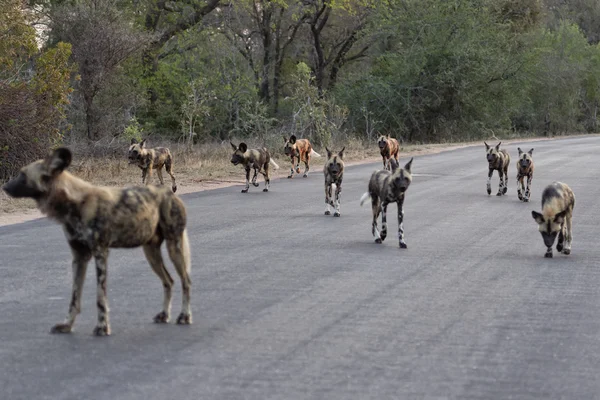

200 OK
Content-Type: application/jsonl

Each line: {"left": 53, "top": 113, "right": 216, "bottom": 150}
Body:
{"left": 270, "top": 159, "right": 280, "bottom": 170}
{"left": 310, "top": 149, "right": 321, "bottom": 157}
{"left": 360, "top": 192, "right": 371, "bottom": 206}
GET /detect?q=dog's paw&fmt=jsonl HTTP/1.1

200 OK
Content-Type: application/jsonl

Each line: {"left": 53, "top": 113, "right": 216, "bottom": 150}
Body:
{"left": 333, "top": 212, "right": 340, "bottom": 217}
{"left": 544, "top": 252, "right": 553, "bottom": 258}
{"left": 562, "top": 248, "right": 571, "bottom": 255}
{"left": 153, "top": 311, "right": 169, "bottom": 324}
{"left": 263, "top": 188, "right": 269, "bottom": 192}
{"left": 399, "top": 241, "right": 408, "bottom": 249}
{"left": 324, "top": 210, "right": 331, "bottom": 215}
{"left": 241, "top": 189, "right": 249, "bottom": 193}
{"left": 374, "top": 238, "right": 382, "bottom": 244}
{"left": 176, "top": 313, "right": 192, "bottom": 325}
{"left": 92, "top": 324, "right": 111, "bottom": 336}
{"left": 50, "top": 323, "right": 72, "bottom": 334}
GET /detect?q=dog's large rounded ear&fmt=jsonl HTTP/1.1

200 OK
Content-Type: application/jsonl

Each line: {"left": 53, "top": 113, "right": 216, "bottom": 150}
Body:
{"left": 230, "top": 141, "right": 238, "bottom": 151}
{"left": 290, "top": 135, "right": 297, "bottom": 144}
{"left": 531, "top": 210, "right": 544, "bottom": 224}
{"left": 528, "top": 148, "right": 534, "bottom": 155}
{"left": 338, "top": 146, "right": 345, "bottom": 160}
{"left": 495, "top": 142, "right": 501, "bottom": 150}
{"left": 325, "top": 147, "right": 332, "bottom": 159}
{"left": 484, "top": 141, "right": 489, "bottom": 150}
{"left": 131, "top": 138, "right": 138, "bottom": 145}
{"left": 404, "top": 157, "right": 413, "bottom": 172}
{"left": 283, "top": 135, "right": 288, "bottom": 143}
{"left": 518, "top": 147, "right": 523, "bottom": 155}
{"left": 47, "top": 147, "right": 72, "bottom": 175}
{"left": 140, "top": 139, "right": 147, "bottom": 148}
{"left": 239, "top": 142, "right": 248, "bottom": 152}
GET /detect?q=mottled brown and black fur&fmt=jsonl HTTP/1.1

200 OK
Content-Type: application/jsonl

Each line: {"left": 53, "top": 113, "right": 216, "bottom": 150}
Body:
{"left": 2, "top": 148, "right": 192, "bottom": 336}
{"left": 484, "top": 141, "right": 510, "bottom": 196}
{"left": 230, "top": 141, "right": 279, "bottom": 192}
{"left": 377, "top": 135, "right": 400, "bottom": 171}
{"left": 323, "top": 147, "right": 345, "bottom": 217}
{"left": 284, "top": 135, "right": 321, "bottom": 178}
{"left": 531, "top": 182, "right": 575, "bottom": 258}
{"left": 360, "top": 158, "right": 413, "bottom": 248}
{"left": 128, "top": 138, "right": 177, "bottom": 192}
{"left": 516, "top": 147, "right": 534, "bottom": 202}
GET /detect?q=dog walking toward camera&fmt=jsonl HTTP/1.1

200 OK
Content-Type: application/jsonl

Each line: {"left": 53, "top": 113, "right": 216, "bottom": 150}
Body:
{"left": 2, "top": 148, "right": 192, "bottom": 336}
{"left": 230, "top": 141, "right": 279, "bottom": 192}
{"left": 323, "top": 147, "right": 345, "bottom": 217}
{"left": 377, "top": 134, "right": 400, "bottom": 171}
{"left": 516, "top": 147, "right": 534, "bottom": 202}
{"left": 284, "top": 135, "right": 321, "bottom": 178}
{"left": 128, "top": 138, "right": 177, "bottom": 192}
{"left": 360, "top": 158, "right": 413, "bottom": 248}
{"left": 484, "top": 141, "right": 510, "bottom": 196}
{"left": 531, "top": 182, "right": 575, "bottom": 258}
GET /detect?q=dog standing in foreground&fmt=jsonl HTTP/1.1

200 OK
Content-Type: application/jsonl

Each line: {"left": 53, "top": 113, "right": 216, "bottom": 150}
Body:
{"left": 284, "top": 135, "right": 321, "bottom": 178}
{"left": 485, "top": 141, "right": 510, "bottom": 196}
{"left": 377, "top": 134, "right": 400, "bottom": 171}
{"left": 2, "top": 148, "right": 192, "bottom": 336}
{"left": 360, "top": 158, "right": 413, "bottom": 248}
{"left": 323, "top": 147, "right": 345, "bottom": 217}
{"left": 516, "top": 147, "right": 534, "bottom": 202}
{"left": 230, "top": 141, "right": 279, "bottom": 192}
{"left": 128, "top": 138, "right": 177, "bottom": 192}
{"left": 531, "top": 182, "right": 575, "bottom": 258}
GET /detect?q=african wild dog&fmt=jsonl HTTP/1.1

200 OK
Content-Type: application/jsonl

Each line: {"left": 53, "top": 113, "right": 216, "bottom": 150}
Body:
{"left": 516, "top": 147, "right": 534, "bottom": 202}
{"left": 230, "top": 141, "right": 280, "bottom": 193}
{"left": 128, "top": 138, "right": 177, "bottom": 192}
{"left": 377, "top": 134, "right": 400, "bottom": 171}
{"left": 484, "top": 141, "right": 510, "bottom": 196}
{"left": 283, "top": 135, "right": 321, "bottom": 178}
{"left": 531, "top": 182, "right": 575, "bottom": 258}
{"left": 2, "top": 148, "right": 192, "bottom": 336}
{"left": 360, "top": 158, "right": 413, "bottom": 248}
{"left": 323, "top": 147, "right": 345, "bottom": 217}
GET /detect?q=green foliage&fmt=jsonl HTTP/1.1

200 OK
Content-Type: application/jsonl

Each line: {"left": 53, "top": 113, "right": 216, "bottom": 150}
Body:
{"left": 122, "top": 117, "right": 144, "bottom": 143}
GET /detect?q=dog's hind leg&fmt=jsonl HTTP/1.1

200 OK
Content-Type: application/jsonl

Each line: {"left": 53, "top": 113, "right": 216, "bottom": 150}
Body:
{"left": 380, "top": 203, "right": 388, "bottom": 241}
{"left": 92, "top": 249, "right": 111, "bottom": 336}
{"left": 524, "top": 174, "right": 532, "bottom": 202}
{"left": 487, "top": 168, "right": 493, "bottom": 195}
{"left": 167, "top": 231, "right": 192, "bottom": 324}
{"left": 143, "top": 241, "right": 174, "bottom": 323}
{"left": 251, "top": 167, "right": 260, "bottom": 187}
{"left": 263, "top": 162, "right": 270, "bottom": 192}
{"left": 324, "top": 183, "right": 332, "bottom": 215}
{"left": 51, "top": 243, "right": 92, "bottom": 334}
{"left": 333, "top": 181, "right": 342, "bottom": 217}
{"left": 303, "top": 154, "right": 310, "bottom": 177}
{"left": 517, "top": 174, "right": 524, "bottom": 201}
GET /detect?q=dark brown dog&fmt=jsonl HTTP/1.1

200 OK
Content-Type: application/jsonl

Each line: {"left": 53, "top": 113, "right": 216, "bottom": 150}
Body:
{"left": 377, "top": 135, "right": 400, "bottom": 171}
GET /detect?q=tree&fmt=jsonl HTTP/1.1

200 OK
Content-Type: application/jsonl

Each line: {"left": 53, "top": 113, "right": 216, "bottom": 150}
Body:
{"left": 0, "top": 0, "right": 74, "bottom": 180}
{"left": 51, "top": 0, "right": 151, "bottom": 140}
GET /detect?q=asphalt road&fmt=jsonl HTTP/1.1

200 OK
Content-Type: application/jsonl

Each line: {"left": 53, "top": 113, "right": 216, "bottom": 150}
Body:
{"left": 1, "top": 136, "right": 599, "bottom": 400}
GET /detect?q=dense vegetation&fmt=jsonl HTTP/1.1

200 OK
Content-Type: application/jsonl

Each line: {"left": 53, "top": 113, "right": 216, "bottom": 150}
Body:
{"left": 2, "top": 0, "right": 600, "bottom": 179}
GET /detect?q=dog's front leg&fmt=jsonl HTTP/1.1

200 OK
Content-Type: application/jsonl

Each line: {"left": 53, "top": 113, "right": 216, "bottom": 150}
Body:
{"left": 141, "top": 168, "right": 147, "bottom": 185}
{"left": 487, "top": 168, "right": 493, "bottom": 195}
{"left": 242, "top": 166, "right": 250, "bottom": 193}
{"left": 251, "top": 167, "right": 260, "bottom": 187}
{"left": 524, "top": 173, "right": 532, "bottom": 202}
{"left": 93, "top": 249, "right": 111, "bottom": 336}
{"left": 288, "top": 156, "right": 295, "bottom": 178}
{"left": 517, "top": 174, "right": 524, "bottom": 201}
{"left": 380, "top": 202, "right": 388, "bottom": 241}
{"left": 324, "top": 183, "right": 332, "bottom": 215}
{"left": 51, "top": 244, "right": 92, "bottom": 334}
{"left": 333, "top": 180, "right": 342, "bottom": 217}
{"left": 398, "top": 199, "right": 407, "bottom": 248}
{"left": 496, "top": 169, "right": 504, "bottom": 196}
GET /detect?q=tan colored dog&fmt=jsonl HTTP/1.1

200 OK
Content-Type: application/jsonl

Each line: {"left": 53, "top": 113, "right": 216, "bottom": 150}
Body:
{"left": 377, "top": 135, "right": 400, "bottom": 171}
{"left": 2, "top": 148, "right": 192, "bottom": 336}
{"left": 128, "top": 138, "right": 177, "bottom": 192}
{"left": 283, "top": 135, "right": 321, "bottom": 178}
{"left": 485, "top": 141, "right": 510, "bottom": 196}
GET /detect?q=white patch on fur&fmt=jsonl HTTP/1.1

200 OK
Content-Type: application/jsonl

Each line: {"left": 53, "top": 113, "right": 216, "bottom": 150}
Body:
{"left": 310, "top": 149, "right": 321, "bottom": 157}
{"left": 270, "top": 159, "right": 280, "bottom": 170}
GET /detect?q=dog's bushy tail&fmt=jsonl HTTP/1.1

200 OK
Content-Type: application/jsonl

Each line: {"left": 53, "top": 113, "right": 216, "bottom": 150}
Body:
{"left": 310, "top": 149, "right": 321, "bottom": 157}
{"left": 360, "top": 192, "right": 371, "bottom": 206}
{"left": 270, "top": 159, "right": 280, "bottom": 170}
{"left": 182, "top": 228, "right": 191, "bottom": 275}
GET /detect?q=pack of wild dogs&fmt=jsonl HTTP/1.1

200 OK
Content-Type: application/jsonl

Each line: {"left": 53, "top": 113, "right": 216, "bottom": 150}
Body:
{"left": 1, "top": 135, "right": 574, "bottom": 336}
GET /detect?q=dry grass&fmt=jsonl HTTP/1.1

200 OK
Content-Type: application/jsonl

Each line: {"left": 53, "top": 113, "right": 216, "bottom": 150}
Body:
{"left": 1, "top": 133, "right": 593, "bottom": 218}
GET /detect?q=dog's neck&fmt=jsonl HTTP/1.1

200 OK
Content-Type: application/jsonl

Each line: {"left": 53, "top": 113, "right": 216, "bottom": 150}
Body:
{"left": 37, "top": 172, "right": 93, "bottom": 220}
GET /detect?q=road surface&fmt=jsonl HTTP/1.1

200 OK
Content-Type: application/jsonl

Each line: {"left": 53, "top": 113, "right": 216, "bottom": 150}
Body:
{"left": 1, "top": 136, "right": 599, "bottom": 400}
